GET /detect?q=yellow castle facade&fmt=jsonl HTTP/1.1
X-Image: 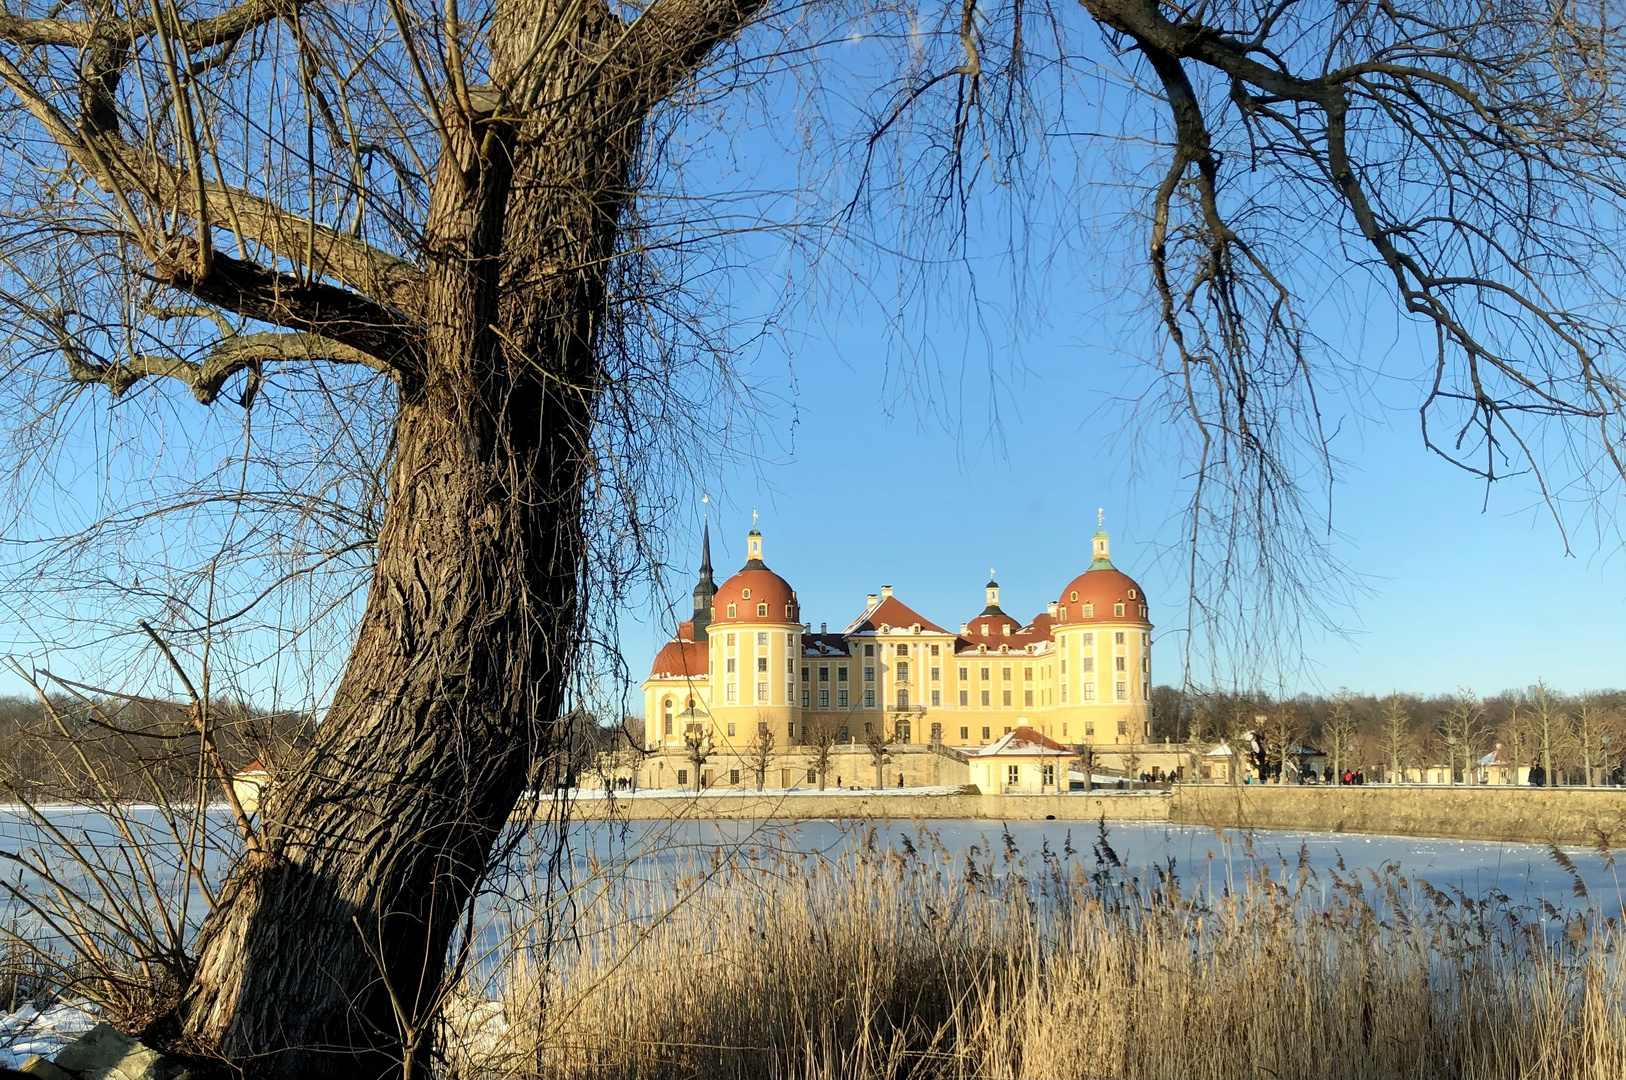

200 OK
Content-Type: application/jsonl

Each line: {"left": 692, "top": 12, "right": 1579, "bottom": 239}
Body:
{"left": 641, "top": 517, "right": 1153, "bottom": 784}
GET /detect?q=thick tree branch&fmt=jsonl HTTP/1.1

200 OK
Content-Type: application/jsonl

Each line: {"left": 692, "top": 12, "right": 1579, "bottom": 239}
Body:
{"left": 618, "top": 0, "right": 769, "bottom": 98}
{"left": 0, "top": 50, "right": 423, "bottom": 310}
{"left": 0, "top": 0, "right": 286, "bottom": 52}
{"left": 64, "top": 329, "right": 394, "bottom": 403}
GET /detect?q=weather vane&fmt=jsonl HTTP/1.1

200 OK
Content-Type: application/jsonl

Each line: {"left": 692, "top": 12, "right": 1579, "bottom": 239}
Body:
{"left": 1098, "top": 507, "right": 1104, "bottom": 528}
{"left": 752, "top": 507, "right": 759, "bottom": 528}
{"left": 989, "top": 566, "right": 995, "bottom": 580}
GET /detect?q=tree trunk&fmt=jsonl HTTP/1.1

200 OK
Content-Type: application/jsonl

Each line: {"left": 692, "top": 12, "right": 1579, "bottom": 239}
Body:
{"left": 172, "top": 15, "right": 648, "bottom": 1075}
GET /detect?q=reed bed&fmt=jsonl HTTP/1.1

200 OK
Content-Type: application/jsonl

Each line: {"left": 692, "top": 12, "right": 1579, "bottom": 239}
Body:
{"left": 442, "top": 822, "right": 1626, "bottom": 1080}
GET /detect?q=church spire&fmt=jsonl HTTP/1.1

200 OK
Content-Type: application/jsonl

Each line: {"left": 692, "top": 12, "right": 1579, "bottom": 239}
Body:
{"left": 691, "top": 504, "right": 717, "bottom": 641}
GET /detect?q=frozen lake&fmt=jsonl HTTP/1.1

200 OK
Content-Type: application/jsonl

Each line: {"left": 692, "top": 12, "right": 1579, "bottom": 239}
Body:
{"left": 2, "top": 808, "right": 1620, "bottom": 948}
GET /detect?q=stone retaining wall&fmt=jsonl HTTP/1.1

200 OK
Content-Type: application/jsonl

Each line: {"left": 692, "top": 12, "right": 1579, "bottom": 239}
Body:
{"left": 1168, "top": 784, "right": 1626, "bottom": 846}
{"left": 569, "top": 784, "right": 1626, "bottom": 846}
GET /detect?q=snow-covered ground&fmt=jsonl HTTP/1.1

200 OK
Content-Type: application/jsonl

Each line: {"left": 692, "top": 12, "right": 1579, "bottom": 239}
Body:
{"left": 0, "top": 999, "right": 96, "bottom": 1069}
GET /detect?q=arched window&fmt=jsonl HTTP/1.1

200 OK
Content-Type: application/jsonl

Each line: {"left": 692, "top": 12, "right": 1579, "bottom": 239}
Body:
{"left": 895, "top": 719, "right": 911, "bottom": 743}
{"left": 930, "top": 722, "right": 942, "bottom": 743}
{"left": 662, "top": 699, "right": 673, "bottom": 736}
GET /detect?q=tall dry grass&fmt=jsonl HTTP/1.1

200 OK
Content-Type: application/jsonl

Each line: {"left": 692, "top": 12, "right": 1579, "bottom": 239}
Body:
{"left": 441, "top": 823, "right": 1626, "bottom": 1080}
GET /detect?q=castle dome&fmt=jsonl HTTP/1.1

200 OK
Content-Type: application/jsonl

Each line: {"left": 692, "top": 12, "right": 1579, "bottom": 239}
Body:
{"left": 1053, "top": 520, "right": 1151, "bottom": 627}
{"left": 710, "top": 523, "right": 800, "bottom": 625}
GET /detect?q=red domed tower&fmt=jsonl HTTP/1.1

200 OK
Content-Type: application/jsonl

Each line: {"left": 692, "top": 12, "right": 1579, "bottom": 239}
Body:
{"left": 1050, "top": 514, "right": 1152, "bottom": 746}
{"left": 705, "top": 518, "right": 803, "bottom": 746}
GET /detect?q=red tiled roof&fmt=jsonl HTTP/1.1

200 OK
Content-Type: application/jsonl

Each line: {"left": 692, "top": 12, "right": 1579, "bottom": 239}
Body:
{"left": 973, "top": 726, "right": 1073, "bottom": 757}
{"left": 1054, "top": 568, "right": 1152, "bottom": 627}
{"left": 712, "top": 568, "right": 799, "bottom": 625}
{"left": 845, "top": 594, "right": 949, "bottom": 635}
{"left": 962, "top": 611, "right": 1021, "bottom": 641}
{"left": 649, "top": 638, "right": 709, "bottom": 680}
{"left": 1017, "top": 611, "right": 1054, "bottom": 639}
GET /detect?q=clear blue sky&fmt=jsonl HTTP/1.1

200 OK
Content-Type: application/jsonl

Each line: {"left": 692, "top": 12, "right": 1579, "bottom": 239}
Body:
{"left": 617, "top": 287, "right": 1625, "bottom": 704}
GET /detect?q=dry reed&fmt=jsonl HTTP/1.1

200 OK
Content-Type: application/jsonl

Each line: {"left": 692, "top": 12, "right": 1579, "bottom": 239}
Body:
{"left": 440, "top": 821, "right": 1626, "bottom": 1080}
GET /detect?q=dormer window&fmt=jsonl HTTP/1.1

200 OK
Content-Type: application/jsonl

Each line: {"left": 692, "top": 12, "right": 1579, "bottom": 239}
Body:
{"left": 785, "top": 603, "right": 795, "bottom": 619}
{"left": 978, "top": 644, "right": 987, "bottom": 654}
{"left": 727, "top": 603, "right": 737, "bottom": 618}
{"left": 1114, "top": 603, "right": 1125, "bottom": 617}
{"left": 1070, "top": 590, "right": 1078, "bottom": 602}
{"left": 1083, "top": 603, "right": 1094, "bottom": 618}
{"left": 742, "top": 588, "right": 751, "bottom": 600}
{"left": 1128, "top": 588, "right": 1137, "bottom": 599}
{"left": 980, "top": 625, "right": 988, "bottom": 636}
{"left": 1002, "top": 625, "right": 1011, "bottom": 636}
{"left": 1140, "top": 604, "right": 1148, "bottom": 618}
{"left": 1059, "top": 606, "right": 1067, "bottom": 619}
{"left": 757, "top": 603, "right": 769, "bottom": 617}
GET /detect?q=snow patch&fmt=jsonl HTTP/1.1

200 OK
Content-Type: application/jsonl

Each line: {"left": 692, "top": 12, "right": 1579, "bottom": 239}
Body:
{"left": 0, "top": 999, "right": 98, "bottom": 1069}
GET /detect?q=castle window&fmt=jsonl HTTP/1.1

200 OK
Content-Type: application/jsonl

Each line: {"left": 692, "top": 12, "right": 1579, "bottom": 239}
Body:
{"left": 1062, "top": 723, "right": 1068, "bottom": 737}
{"left": 1061, "top": 684, "right": 1068, "bottom": 703}
{"left": 727, "top": 683, "right": 737, "bottom": 703}
{"left": 786, "top": 603, "right": 795, "bottom": 618}
{"left": 1084, "top": 657, "right": 1094, "bottom": 673}
{"left": 677, "top": 769, "right": 688, "bottom": 787}
{"left": 819, "top": 689, "right": 829, "bottom": 708}
{"left": 1115, "top": 632, "right": 1125, "bottom": 644}
{"left": 897, "top": 661, "right": 909, "bottom": 682}
{"left": 931, "top": 690, "right": 941, "bottom": 706}
{"left": 802, "top": 667, "right": 809, "bottom": 681}
{"left": 838, "top": 689, "right": 848, "bottom": 707}
{"left": 742, "top": 588, "right": 750, "bottom": 599}
{"left": 819, "top": 666, "right": 829, "bottom": 682}
{"left": 931, "top": 666, "right": 940, "bottom": 682}
{"left": 1002, "top": 690, "right": 1012, "bottom": 707}
{"left": 896, "top": 643, "right": 909, "bottom": 656}
{"left": 1024, "top": 690, "right": 1033, "bottom": 707}
{"left": 959, "top": 690, "right": 969, "bottom": 706}
{"left": 981, "top": 690, "right": 990, "bottom": 706}
{"left": 727, "top": 722, "right": 736, "bottom": 736}
{"left": 1115, "top": 657, "right": 1126, "bottom": 671}
{"left": 1141, "top": 604, "right": 1148, "bottom": 618}
{"left": 1070, "top": 591, "right": 1078, "bottom": 602}
{"left": 864, "top": 666, "right": 875, "bottom": 682}
{"left": 726, "top": 633, "right": 736, "bottom": 646}
{"left": 1084, "top": 682, "right": 1096, "bottom": 700}
{"left": 864, "top": 644, "right": 874, "bottom": 656}
{"left": 803, "top": 690, "right": 810, "bottom": 708}
{"left": 1083, "top": 633, "right": 1094, "bottom": 645}
{"left": 727, "top": 658, "right": 737, "bottom": 673}
{"left": 1128, "top": 588, "right": 1136, "bottom": 599}
{"left": 1008, "top": 765, "right": 1020, "bottom": 786}
{"left": 1115, "top": 682, "right": 1127, "bottom": 701}
{"left": 1061, "top": 658, "right": 1068, "bottom": 674}
{"left": 757, "top": 656, "right": 768, "bottom": 672}
{"left": 727, "top": 603, "right": 737, "bottom": 618}
{"left": 838, "top": 666, "right": 848, "bottom": 682}
{"left": 758, "top": 632, "right": 768, "bottom": 645}
{"left": 1142, "top": 633, "right": 1150, "bottom": 647}
{"left": 1142, "top": 657, "right": 1150, "bottom": 672}
{"left": 1059, "top": 606, "right": 1067, "bottom": 619}
{"left": 758, "top": 603, "right": 769, "bottom": 617}
{"left": 1083, "top": 603, "right": 1093, "bottom": 618}
{"left": 982, "top": 726, "right": 991, "bottom": 741}
{"left": 864, "top": 690, "right": 875, "bottom": 707}
{"left": 807, "top": 768, "right": 817, "bottom": 783}
{"left": 731, "top": 769, "right": 741, "bottom": 785}
{"left": 840, "top": 726, "right": 850, "bottom": 740}
{"left": 787, "top": 657, "right": 795, "bottom": 673}
{"left": 978, "top": 644, "right": 987, "bottom": 654}
{"left": 930, "top": 644, "right": 940, "bottom": 656}
{"left": 980, "top": 625, "right": 988, "bottom": 636}
{"left": 1002, "top": 666, "right": 1011, "bottom": 681}
{"left": 897, "top": 689, "right": 909, "bottom": 709}
{"left": 931, "top": 722, "right": 942, "bottom": 740}
{"left": 758, "top": 682, "right": 769, "bottom": 701}
{"left": 1002, "top": 625, "right": 1011, "bottom": 636}
{"left": 1117, "top": 720, "right": 1128, "bottom": 735}
{"left": 959, "top": 666, "right": 968, "bottom": 681}
{"left": 1086, "top": 722, "right": 1094, "bottom": 736}
{"left": 1114, "top": 603, "right": 1125, "bottom": 617}
{"left": 960, "top": 726, "right": 969, "bottom": 740}
{"left": 980, "top": 667, "right": 990, "bottom": 681}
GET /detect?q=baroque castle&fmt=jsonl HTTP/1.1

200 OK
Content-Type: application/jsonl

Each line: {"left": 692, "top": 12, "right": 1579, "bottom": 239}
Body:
{"left": 639, "top": 516, "right": 1153, "bottom": 789}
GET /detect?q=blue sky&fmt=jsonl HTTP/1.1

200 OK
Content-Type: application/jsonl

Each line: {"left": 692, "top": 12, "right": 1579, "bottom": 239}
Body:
{"left": 617, "top": 283, "right": 1625, "bottom": 703}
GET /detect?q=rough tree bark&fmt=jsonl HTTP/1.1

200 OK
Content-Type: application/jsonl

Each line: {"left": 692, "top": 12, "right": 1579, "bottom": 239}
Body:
{"left": 114, "top": 3, "right": 763, "bottom": 1076}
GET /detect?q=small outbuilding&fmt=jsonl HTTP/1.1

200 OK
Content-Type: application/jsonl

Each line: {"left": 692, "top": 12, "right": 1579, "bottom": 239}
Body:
{"left": 970, "top": 727, "right": 1072, "bottom": 793}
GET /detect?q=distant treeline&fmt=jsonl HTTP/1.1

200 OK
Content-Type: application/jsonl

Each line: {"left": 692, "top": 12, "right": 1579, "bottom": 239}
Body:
{"left": 0, "top": 694, "right": 637, "bottom": 802}
{"left": 1150, "top": 684, "right": 1626, "bottom": 779}
{"left": 0, "top": 694, "right": 310, "bottom": 803}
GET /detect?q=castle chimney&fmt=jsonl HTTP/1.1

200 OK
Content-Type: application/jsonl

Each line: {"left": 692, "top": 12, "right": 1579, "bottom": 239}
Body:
{"left": 821, "top": 622, "right": 828, "bottom": 634}
{"left": 867, "top": 593, "right": 879, "bottom": 608}
{"left": 1047, "top": 601, "right": 1058, "bottom": 618}
{"left": 880, "top": 584, "right": 893, "bottom": 599}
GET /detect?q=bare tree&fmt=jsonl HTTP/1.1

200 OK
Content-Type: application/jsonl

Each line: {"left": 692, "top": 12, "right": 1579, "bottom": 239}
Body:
{"left": 1569, "top": 697, "right": 1610, "bottom": 787}
{"left": 1325, "top": 691, "right": 1360, "bottom": 784}
{"left": 748, "top": 724, "right": 776, "bottom": 791}
{"left": 1440, "top": 691, "right": 1486, "bottom": 786}
{"left": 1529, "top": 682, "right": 1566, "bottom": 788}
{"left": 1073, "top": 742, "right": 1096, "bottom": 792}
{"left": 1257, "top": 705, "right": 1301, "bottom": 784}
{"left": 3, "top": 0, "right": 1626, "bottom": 1071}
{"left": 810, "top": 730, "right": 836, "bottom": 791}
{"left": 683, "top": 729, "right": 713, "bottom": 794}
{"left": 863, "top": 727, "right": 892, "bottom": 790}
{"left": 1379, "top": 695, "right": 1412, "bottom": 783}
